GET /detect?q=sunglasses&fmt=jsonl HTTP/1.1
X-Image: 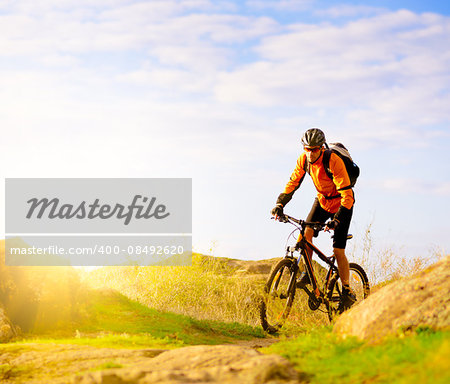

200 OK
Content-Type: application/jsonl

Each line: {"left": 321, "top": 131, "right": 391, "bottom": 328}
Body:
{"left": 304, "top": 146, "right": 322, "bottom": 153}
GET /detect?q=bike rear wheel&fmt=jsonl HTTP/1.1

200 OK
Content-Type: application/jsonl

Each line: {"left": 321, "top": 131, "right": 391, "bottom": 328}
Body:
{"left": 260, "top": 258, "right": 298, "bottom": 334}
{"left": 326, "top": 262, "right": 370, "bottom": 321}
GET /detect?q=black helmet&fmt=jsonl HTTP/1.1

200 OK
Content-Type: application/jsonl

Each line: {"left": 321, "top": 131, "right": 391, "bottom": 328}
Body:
{"left": 301, "top": 128, "right": 326, "bottom": 147}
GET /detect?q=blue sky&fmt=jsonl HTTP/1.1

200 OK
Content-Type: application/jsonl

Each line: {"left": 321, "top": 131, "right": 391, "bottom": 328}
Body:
{"left": 1, "top": 0, "right": 449, "bottom": 264}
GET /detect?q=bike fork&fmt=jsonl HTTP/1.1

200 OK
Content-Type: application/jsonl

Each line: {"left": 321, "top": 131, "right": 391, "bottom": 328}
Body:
{"left": 287, "top": 263, "right": 298, "bottom": 299}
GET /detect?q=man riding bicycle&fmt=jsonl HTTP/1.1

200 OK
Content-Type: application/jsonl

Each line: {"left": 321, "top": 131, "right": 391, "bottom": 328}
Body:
{"left": 271, "top": 128, "right": 356, "bottom": 310}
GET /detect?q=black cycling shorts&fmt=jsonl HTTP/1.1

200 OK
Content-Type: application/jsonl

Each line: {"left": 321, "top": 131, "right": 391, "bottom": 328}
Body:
{"left": 306, "top": 198, "right": 353, "bottom": 249}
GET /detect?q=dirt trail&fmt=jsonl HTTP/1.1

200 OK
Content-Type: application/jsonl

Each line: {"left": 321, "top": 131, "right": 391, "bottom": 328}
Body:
{"left": 227, "top": 336, "right": 279, "bottom": 348}
{"left": 0, "top": 343, "right": 160, "bottom": 383}
{"left": 1, "top": 338, "right": 290, "bottom": 384}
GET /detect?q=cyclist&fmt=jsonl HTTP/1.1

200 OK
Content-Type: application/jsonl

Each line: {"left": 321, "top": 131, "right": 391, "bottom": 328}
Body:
{"left": 271, "top": 128, "right": 356, "bottom": 310}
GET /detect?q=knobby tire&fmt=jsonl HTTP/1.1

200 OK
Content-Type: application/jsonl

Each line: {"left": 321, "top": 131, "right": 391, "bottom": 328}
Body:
{"left": 260, "top": 258, "right": 298, "bottom": 334}
{"left": 326, "top": 262, "right": 370, "bottom": 321}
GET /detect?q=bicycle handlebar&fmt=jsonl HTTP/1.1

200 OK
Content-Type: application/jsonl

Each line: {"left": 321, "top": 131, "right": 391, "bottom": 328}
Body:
{"left": 275, "top": 214, "right": 326, "bottom": 232}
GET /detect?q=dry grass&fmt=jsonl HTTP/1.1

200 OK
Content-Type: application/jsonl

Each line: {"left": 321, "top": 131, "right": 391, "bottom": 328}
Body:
{"left": 83, "top": 230, "right": 447, "bottom": 329}
{"left": 84, "top": 254, "right": 265, "bottom": 326}
{"left": 349, "top": 223, "right": 447, "bottom": 289}
{"left": 84, "top": 254, "right": 333, "bottom": 329}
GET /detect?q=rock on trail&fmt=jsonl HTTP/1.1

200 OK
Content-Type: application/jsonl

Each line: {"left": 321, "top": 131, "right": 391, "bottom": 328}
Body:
{"left": 74, "top": 345, "right": 300, "bottom": 384}
{"left": 334, "top": 256, "right": 450, "bottom": 342}
{"left": 0, "top": 305, "right": 16, "bottom": 342}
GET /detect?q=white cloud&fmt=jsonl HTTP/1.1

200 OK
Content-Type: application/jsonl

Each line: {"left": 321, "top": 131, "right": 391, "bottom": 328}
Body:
{"left": 214, "top": 10, "right": 450, "bottom": 146}
{"left": 315, "top": 5, "right": 386, "bottom": 18}
{"left": 0, "top": 3, "right": 278, "bottom": 74}
{"left": 0, "top": 5, "right": 448, "bottom": 155}
{"left": 1, "top": 5, "right": 449, "bottom": 150}
{"left": 381, "top": 179, "right": 450, "bottom": 196}
{"left": 37, "top": 53, "right": 81, "bottom": 67}
{"left": 434, "top": 182, "right": 450, "bottom": 196}
{"left": 246, "top": 0, "right": 314, "bottom": 11}
{"left": 117, "top": 68, "right": 215, "bottom": 93}
{"left": 4, "top": 0, "right": 214, "bottom": 14}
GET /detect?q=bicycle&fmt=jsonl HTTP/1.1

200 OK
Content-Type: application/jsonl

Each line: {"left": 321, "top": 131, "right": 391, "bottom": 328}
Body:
{"left": 260, "top": 213, "right": 370, "bottom": 334}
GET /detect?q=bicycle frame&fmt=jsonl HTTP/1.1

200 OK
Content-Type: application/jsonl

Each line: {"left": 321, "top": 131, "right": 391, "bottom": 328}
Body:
{"left": 282, "top": 214, "right": 339, "bottom": 299}
{"left": 296, "top": 236, "right": 338, "bottom": 297}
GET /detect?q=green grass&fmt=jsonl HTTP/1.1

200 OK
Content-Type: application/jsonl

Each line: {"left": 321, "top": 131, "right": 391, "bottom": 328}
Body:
{"left": 263, "top": 326, "right": 450, "bottom": 384}
{"left": 0, "top": 286, "right": 266, "bottom": 382}
{"left": 14, "top": 334, "right": 183, "bottom": 349}
{"left": 0, "top": 363, "right": 31, "bottom": 381}
{"left": 20, "top": 287, "right": 264, "bottom": 348}
{"left": 91, "top": 361, "right": 123, "bottom": 371}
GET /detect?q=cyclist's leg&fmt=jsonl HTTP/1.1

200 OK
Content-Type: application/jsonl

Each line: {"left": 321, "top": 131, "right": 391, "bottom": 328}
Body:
{"left": 332, "top": 207, "right": 356, "bottom": 307}
{"left": 304, "top": 198, "right": 332, "bottom": 252}
{"left": 333, "top": 248, "right": 349, "bottom": 285}
{"left": 332, "top": 206, "right": 353, "bottom": 285}
{"left": 303, "top": 199, "right": 332, "bottom": 292}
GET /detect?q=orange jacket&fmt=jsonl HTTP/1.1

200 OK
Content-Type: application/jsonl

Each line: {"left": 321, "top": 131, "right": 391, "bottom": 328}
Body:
{"left": 283, "top": 151, "right": 354, "bottom": 213}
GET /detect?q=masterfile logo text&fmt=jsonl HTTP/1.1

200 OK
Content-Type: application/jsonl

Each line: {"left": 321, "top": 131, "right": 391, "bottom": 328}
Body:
{"left": 5, "top": 178, "right": 192, "bottom": 267}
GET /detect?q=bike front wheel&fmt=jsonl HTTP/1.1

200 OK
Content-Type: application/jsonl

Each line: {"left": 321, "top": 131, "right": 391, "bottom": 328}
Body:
{"left": 326, "top": 262, "right": 370, "bottom": 322}
{"left": 260, "top": 258, "right": 298, "bottom": 334}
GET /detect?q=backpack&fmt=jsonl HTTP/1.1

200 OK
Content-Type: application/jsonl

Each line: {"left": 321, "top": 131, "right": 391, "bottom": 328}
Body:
{"left": 303, "top": 143, "right": 360, "bottom": 187}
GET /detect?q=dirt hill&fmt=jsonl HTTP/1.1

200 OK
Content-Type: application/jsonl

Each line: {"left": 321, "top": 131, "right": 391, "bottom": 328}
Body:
{"left": 209, "top": 255, "right": 326, "bottom": 277}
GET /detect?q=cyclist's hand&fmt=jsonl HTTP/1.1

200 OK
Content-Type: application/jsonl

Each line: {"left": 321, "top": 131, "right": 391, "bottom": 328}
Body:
{"left": 325, "top": 219, "right": 339, "bottom": 231}
{"left": 271, "top": 204, "right": 284, "bottom": 220}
